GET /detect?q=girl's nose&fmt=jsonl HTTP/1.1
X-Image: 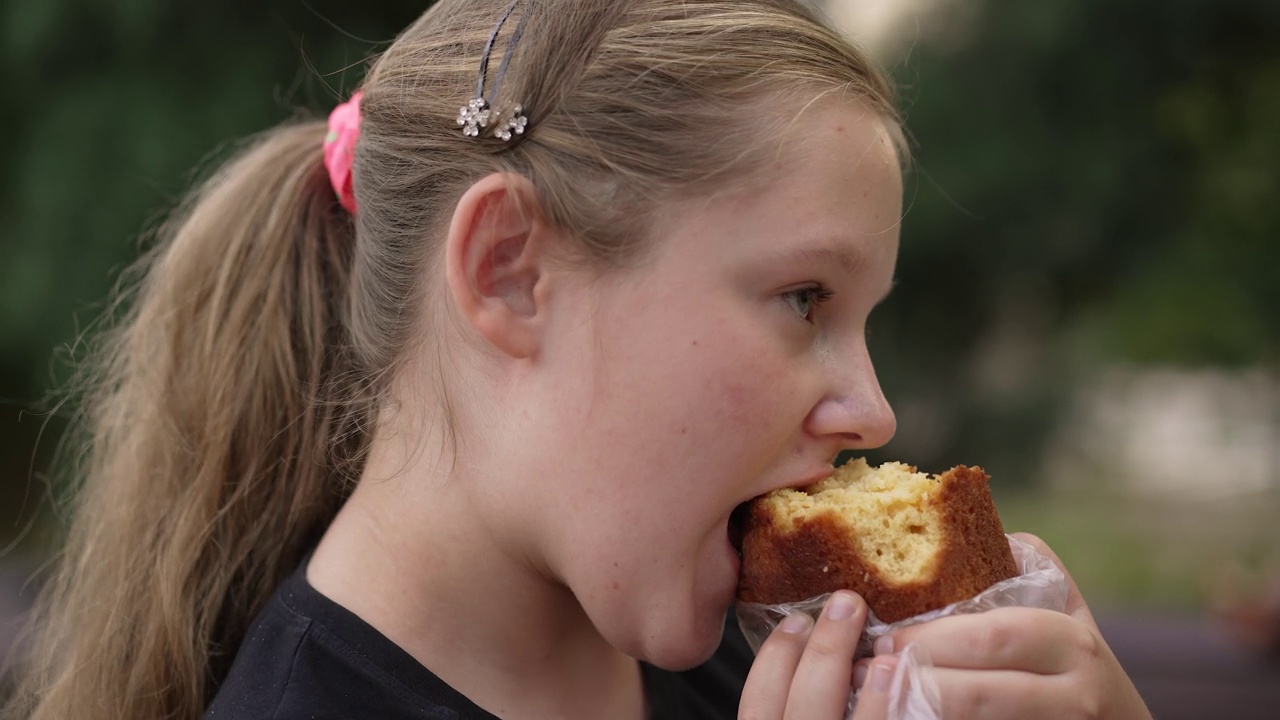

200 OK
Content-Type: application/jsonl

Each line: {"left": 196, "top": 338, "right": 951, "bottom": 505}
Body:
{"left": 804, "top": 361, "right": 896, "bottom": 450}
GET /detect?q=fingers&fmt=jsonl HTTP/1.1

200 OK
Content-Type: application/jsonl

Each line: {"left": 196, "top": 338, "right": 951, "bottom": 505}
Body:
{"left": 848, "top": 656, "right": 898, "bottom": 720}
{"left": 926, "top": 667, "right": 1088, "bottom": 720}
{"left": 857, "top": 661, "right": 1091, "bottom": 720}
{"left": 739, "top": 612, "right": 813, "bottom": 719}
{"left": 784, "top": 591, "right": 868, "bottom": 718}
{"left": 738, "top": 591, "right": 869, "bottom": 720}
{"left": 1009, "top": 534, "right": 1153, "bottom": 718}
{"left": 876, "top": 606, "right": 1086, "bottom": 674}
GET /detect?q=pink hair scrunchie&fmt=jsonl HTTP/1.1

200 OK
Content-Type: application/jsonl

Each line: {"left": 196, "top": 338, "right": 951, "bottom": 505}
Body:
{"left": 324, "top": 91, "right": 363, "bottom": 214}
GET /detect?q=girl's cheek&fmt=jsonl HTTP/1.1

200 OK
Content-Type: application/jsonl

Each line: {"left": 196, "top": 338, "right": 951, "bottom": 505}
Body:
{"left": 719, "top": 378, "right": 774, "bottom": 428}
{"left": 709, "top": 374, "right": 803, "bottom": 458}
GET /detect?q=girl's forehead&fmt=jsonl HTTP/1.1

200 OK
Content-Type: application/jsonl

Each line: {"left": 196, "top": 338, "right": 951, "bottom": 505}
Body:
{"left": 571, "top": 101, "right": 902, "bottom": 289}
{"left": 665, "top": 105, "right": 903, "bottom": 248}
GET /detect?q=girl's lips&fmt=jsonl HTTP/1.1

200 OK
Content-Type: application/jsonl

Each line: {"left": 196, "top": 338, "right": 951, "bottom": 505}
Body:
{"left": 724, "top": 524, "right": 742, "bottom": 594}
{"left": 726, "top": 467, "right": 836, "bottom": 565}
{"left": 728, "top": 502, "right": 749, "bottom": 557}
{"left": 790, "top": 467, "right": 839, "bottom": 489}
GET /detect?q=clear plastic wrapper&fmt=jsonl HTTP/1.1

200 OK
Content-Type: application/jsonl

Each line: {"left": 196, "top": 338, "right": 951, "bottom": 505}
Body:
{"left": 735, "top": 535, "right": 1070, "bottom": 719}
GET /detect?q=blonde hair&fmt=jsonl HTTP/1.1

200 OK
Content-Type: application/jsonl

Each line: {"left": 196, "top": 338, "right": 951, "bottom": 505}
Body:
{"left": 6, "top": 1, "right": 899, "bottom": 718}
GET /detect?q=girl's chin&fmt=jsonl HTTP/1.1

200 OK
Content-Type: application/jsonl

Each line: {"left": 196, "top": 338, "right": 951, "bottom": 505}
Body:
{"left": 640, "top": 615, "right": 728, "bottom": 671}
{"left": 662, "top": 590, "right": 737, "bottom": 669}
{"left": 593, "top": 541, "right": 740, "bottom": 669}
{"left": 603, "top": 592, "right": 730, "bottom": 671}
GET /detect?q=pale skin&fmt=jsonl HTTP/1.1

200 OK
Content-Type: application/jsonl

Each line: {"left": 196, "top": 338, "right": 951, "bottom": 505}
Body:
{"left": 306, "top": 99, "right": 1152, "bottom": 719}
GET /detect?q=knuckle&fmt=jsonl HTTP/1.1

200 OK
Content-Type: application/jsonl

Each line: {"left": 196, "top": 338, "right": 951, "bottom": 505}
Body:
{"left": 1060, "top": 669, "right": 1105, "bottom": 720}
{"left": 952, "top": 683, "right": 995, "bottom": 718}
{"left": 1069, "top": 623, "right": 1104, "bottom": 662}
{"left": 1067, "top": 690, "right": 1104, "bottom": 720}
{"left": 804, "top": 625, "right": 852, "bottom": 660}
{"left": 976, "top": 619, "right": 1018, "bottom": 663}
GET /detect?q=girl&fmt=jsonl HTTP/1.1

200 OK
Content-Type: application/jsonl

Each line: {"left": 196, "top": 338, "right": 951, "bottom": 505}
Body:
{"left": 7, "top": 1, "right": 1152, "bottom": 718}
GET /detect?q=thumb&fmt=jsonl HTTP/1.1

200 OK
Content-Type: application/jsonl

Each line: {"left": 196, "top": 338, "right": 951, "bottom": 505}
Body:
{"left": 850, "top": 656, "right": 898, "bottom": 720}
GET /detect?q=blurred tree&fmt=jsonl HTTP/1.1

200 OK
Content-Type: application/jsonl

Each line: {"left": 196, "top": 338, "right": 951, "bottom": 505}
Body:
{"left": 863, "top": 0, "right": 1280, "bottom": 483}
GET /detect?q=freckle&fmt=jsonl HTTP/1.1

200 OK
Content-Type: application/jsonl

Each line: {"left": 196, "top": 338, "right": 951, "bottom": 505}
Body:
{"left": 835, "top": 125, "right": 845, "bottom": 133}
{"left": 681, "top": 426, "right": 688, "bottom": 435}
{"left": 691, "top": 340, "right": 698, "bottom": 346}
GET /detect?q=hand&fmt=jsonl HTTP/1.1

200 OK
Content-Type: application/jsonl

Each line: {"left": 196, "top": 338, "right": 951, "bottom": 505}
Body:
{"left": 853, "top": 533, "right": 1153, "bottom": 720}
{"left": 739, "top": 590, "right": 898, "bottom": 719}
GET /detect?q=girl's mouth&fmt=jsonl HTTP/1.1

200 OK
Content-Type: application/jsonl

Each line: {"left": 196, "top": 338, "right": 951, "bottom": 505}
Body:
{"left": 728, "top": 501, "right": 749, "bottom": 559}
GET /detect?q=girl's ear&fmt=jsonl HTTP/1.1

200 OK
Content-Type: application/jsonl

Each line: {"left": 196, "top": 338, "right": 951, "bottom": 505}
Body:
{"left": 445, "top": 172, "right": 554, "bottom": 359}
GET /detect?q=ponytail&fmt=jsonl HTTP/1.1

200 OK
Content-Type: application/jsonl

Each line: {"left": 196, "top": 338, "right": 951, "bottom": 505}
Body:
{"left": 7, "top": 119, "right": 373, "bottom": 719}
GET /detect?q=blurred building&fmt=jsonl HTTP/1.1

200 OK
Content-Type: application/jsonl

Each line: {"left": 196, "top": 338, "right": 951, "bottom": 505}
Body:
{"left": 1047, "top": 367, "right": 1280, "bottom": 498}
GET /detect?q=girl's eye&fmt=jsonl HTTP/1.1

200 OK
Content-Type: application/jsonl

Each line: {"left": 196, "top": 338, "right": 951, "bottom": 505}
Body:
{"left": 781, "top": 285, "right": 835, "bottom": 323}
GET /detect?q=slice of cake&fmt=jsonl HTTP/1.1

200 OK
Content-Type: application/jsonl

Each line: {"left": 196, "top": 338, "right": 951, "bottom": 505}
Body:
{"left": 736, "top": 458, "right": 1018, "bottom": 623}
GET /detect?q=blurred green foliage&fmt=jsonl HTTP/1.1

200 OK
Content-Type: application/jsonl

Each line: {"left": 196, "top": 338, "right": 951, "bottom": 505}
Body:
{"left": 864, "top": 0, "right": 1280, "bottom": 480}
{"left": 0, "top": 0, "right": 427, "bottom": 548}
{"left": 2, "top": 0, "right": 1277, "bottom": 547}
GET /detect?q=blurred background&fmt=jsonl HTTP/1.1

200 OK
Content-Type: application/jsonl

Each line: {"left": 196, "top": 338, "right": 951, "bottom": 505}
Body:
{"left": 1, "top": 0, "right": 1277, "bottom": 714}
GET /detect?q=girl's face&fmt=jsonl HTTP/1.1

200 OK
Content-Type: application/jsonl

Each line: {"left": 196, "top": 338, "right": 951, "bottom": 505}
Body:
{"left": 502, "top": 102, "right": 902, "bottom": 669}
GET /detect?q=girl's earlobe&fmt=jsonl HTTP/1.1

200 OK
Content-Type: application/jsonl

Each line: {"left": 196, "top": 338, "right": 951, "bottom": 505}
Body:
{"left": 445, "top": 173, "right": 549, "bottom": 359}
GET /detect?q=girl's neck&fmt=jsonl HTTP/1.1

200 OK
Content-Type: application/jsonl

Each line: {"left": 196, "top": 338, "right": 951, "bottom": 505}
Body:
{"left": 306, "top": 457, "right": 646, "bottom": 720}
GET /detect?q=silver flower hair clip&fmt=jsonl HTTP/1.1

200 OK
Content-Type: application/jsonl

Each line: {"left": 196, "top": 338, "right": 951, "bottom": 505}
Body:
{"left": 457, "top": 0, "right": 530, "bottom": 143}
{"left": 457, "top": 98, "right": 492, "bottom": 137}
{"left": 495, "top": 105, "right": 527, "bottom": 141}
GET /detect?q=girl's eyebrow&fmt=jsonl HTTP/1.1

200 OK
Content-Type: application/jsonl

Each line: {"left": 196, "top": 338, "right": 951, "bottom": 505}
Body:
{"left": 774, "top": 244, "right": 863, "bottom": 276}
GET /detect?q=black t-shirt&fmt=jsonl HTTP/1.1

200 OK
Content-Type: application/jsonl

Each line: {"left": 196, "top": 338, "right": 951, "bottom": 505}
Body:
{"left": 205, "top": 558, "right": 753, "bottom": 719}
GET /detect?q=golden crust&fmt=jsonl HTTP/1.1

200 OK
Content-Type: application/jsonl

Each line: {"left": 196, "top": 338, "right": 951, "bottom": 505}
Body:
{"left": 736, "top": 465, "right": 1018, "bottom": 623}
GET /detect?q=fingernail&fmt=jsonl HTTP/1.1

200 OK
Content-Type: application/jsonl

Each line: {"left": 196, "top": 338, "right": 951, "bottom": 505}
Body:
{"left": 825, "top": 592, "right": 860, "bottom": 621}
{"left": 874, "top": 635, "right": 894, "bottom": 655}
{"left": 779, "top": 614, "right": 810, "bottom": 634}
{"left": 853, "top": 664, "right": 869, "bottom": 688}
{"left": 870, "top": 659, "right": 896, "bottom": 692}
